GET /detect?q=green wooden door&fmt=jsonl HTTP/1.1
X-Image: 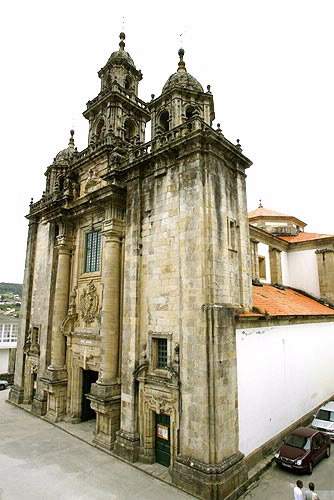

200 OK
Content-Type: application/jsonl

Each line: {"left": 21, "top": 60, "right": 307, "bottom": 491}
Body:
{"left": 155, "top": 413, "right": 170, "bottom": 467}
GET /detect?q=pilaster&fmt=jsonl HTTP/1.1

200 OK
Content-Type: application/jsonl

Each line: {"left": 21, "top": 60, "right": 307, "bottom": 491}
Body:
{"left": 316, "top": 248, "right": 334, "bottom": 303}
{"left": 269, "top": 247, "right": 282, "bottom": 285}
{"left": 114, "top": 177, "right": 142, "bottom": 461}
{"left": 172, "top": 305, "right": 248, "bottom": 499}
{"left": 9, "top": 218, "right": 38, "bottom": 404}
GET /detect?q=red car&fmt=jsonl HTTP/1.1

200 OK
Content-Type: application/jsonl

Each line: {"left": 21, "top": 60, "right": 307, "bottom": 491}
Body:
{"left": 275, "top": 427, "right": 330, "bottom": 474}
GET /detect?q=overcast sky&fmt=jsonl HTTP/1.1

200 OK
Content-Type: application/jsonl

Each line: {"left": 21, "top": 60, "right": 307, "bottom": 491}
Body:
{"left": 1, "top": 0, "right": 333, "bottom": 283}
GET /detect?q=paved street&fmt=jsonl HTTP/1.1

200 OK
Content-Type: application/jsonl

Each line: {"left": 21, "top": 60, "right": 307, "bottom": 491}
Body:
{"left": 0, "top": 389, "right": 192, "bottom": 500}
{"left": 242, "top": 449, "right": 334, "bottom": 499}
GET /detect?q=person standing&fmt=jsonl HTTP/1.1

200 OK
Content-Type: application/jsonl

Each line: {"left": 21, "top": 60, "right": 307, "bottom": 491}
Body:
{"left": 305, "top": 482, "right": 320, "bottom": 500}
{"left": 294, "top": 480, "right": 305, "bottom": 500}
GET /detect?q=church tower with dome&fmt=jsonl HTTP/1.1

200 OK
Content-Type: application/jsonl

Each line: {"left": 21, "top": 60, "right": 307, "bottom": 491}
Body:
{"left": 10, "top": 33, "right": 253, "bottom": 500}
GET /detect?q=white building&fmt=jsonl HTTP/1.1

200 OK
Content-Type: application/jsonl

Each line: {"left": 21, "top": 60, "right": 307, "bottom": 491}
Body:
{"left": 0, "top": 316, "right": 18, "bottom": 378}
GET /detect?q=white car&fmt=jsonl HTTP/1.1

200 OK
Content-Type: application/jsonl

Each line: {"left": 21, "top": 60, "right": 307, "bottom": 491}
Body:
{"left": 0, "top": 380, "right": 9, "bottom": 390}
{"left": 311, "top": 401, "right": 334, "bottom": 440}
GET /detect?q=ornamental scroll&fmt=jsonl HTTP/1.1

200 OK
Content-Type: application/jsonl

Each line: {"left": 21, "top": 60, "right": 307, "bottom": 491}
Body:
{"left": 79, "top": 280, "right": 99, "bottom": 325}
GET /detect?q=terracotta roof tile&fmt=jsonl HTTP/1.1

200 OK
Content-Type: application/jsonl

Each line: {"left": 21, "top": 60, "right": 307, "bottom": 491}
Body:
{"left": 241, "top": 285, "right": 334, "bottom": 317}
{"left": 248, "top": 207, "right": 306, "bottom": 227}
{"left": 279, "top": 232, "right": 333, "bottom": 243}
{"left": 248, "top": 207, "right": 291, "bottom": 219}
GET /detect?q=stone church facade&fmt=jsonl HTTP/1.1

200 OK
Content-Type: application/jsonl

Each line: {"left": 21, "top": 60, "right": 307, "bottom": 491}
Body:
{"left": 11, "top": 33, "right": 334, "bottom": 499}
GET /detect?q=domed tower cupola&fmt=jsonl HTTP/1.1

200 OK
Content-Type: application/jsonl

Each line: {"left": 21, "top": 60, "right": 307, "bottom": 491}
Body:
{"left": 98, "top": 32, "right": 142, "bottom": 95}
{"left": 45, "top": 130, "right": 77, "bottom": 195}
{"left": 83, "top": 33, "right": 150, "bottom": 146}
{"left": 148, "top": 48, "right": 215, "bottom": 139}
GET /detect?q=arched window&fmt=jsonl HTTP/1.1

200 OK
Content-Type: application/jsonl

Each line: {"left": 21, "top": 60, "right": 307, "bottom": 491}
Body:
{"left": 186, "top": 106, "right": 196, "bottom": 120}
{"left": 124, "top": 118, "right": 136, "bottom": 142}
{"left": 106, "top": 75, "right": 112, "bottom": 88}
{"left": 124, "top": 75, "right": 132, "bottom": 91}
{"left": 159, "top": 110, "right": 170, "bottom": 132}
{"left": 96, "top": 119, "right": 105, "bottom": 141}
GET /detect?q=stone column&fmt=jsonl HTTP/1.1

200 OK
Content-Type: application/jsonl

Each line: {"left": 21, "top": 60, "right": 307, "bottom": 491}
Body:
{"left": 43, "top": 234, "right": 72, "bottom": 422}
{"left": 89, "top": 219, "right": 124, "bottom": 450}
{"left": 269, "top": 247, "right": 282, "bottom": 285}
{"left": 251, "top": 239, "right": 260, "bottom": 283}
{"left": 9, "top": 218, "right": 38, "bottom": 404}
{"left": 236, "top": 169, "right": 252, "bottom": 310}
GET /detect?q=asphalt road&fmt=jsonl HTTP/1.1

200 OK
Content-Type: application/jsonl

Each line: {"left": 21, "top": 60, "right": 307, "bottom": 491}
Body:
{"left": 242, "top": 444, "right": 334, "bottom": 499}
{"left": 0, "top": 389, "right": 192, "bottom": 500}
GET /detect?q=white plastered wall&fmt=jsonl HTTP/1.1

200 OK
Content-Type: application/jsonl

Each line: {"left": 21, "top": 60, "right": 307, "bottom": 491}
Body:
{"left": 0, "top": 349, "right": 9, "bottom": 373}
{"left": 258, "top": 243, "right": 271, "bottom": 283}
{"left": 237, "top": 321, "right": 334, "bottom": 456}
{"left": 285, "top": 250, "right": 320, "bottom": 297}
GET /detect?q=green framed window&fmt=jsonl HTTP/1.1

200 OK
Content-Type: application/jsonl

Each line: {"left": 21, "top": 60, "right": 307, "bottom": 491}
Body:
{"left": 85, "top": 230, "right": 102, "bottom": 273}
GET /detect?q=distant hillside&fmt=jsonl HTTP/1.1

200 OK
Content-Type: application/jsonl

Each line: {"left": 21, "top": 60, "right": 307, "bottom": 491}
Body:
{"left": 0, "top": 283, "right": 23, "bottom": 297}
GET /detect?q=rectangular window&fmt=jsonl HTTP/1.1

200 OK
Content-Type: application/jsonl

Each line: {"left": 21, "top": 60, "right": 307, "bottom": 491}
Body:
{"left": 157, "top": 338, "right": 168, "bottom": 369}
{"left": 3, "top": 324, "right": 11, "bottom": 342}
{"left": 85, "top": 230, "right": 102, "bottom": 273}
{"left": 11, "top": 324, "right": 18, "bottom": 341}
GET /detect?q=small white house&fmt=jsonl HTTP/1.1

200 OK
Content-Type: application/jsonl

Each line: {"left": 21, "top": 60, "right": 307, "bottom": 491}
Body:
{"left": 0, "top": 315, "right": 18, "bottom": 377}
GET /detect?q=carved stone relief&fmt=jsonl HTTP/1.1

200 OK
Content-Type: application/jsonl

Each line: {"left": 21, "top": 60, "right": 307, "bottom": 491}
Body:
{"left": 79, "top": 281, "right": 99, "bottom": 325}
{"left": 144, "top": 392, "right": 176, "bottom": 416}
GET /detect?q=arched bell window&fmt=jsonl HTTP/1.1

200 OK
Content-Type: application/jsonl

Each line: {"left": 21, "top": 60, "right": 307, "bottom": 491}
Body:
{"left": 106, "top": 74, "right": 112, "bottom": 88}
{"left": 96, "top": 119, "right": 105, "bottom": 141}
{"left": 124, "top": 118, "right": 136, "bottom": 142}
{"left": 159, "top": 110, "right": 170, "bottom": 132}
{"left": 124, "top": 75, "right": 132, "bottom": 91}
{"left": 186, "top": 106, "right": 196, "bottom": 120}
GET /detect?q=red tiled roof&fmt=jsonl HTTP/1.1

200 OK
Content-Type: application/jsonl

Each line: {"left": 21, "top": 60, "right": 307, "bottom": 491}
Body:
{"left": 241, "top": 285, "right": 334, "bottom": 317}
{"left": 248, "top": 207, "right": 291, "bottom": 219}
{"left": 248, "top": 207, "right": 306, "bottom": 227}
{"left": 279, "top": 232, "right": 333, "bottom": 243}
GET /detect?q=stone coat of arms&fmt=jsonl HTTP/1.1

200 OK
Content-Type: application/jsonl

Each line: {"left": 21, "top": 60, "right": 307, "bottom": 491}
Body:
{"left": 79, "top": 280, "right": 99, "bottom": 324}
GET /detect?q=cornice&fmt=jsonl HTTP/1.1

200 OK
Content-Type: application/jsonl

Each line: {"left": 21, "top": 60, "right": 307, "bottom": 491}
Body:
{"left": 249, "top": 224, "right": 289, "bottom": 251}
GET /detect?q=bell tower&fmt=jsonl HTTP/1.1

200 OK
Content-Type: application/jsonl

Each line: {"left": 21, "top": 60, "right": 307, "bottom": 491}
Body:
{"left": 148, "top": 49, "right": 215, "bottom": 138}
{"left": 83, "top": 33, "right": 150, "bottom": 146}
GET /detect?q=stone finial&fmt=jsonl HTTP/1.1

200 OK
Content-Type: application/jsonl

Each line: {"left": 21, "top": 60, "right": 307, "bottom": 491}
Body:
{"left": 151, "top": 94, "right": 155, "bottom": 101}
{"left": 178, "top": 48, "right": 186, "bottom": 71}
{"left": 119, "top": 32, "right": 125, "bottom": 50}
{"left": 258, "top": 199, "right": 263, "bottom": 208}
{"left": 236, "top": 138, "right": 242, "bottom": 151}
{"left": 216, "top": 123, "right": 222, "bottom": 133}
{"left": 30, "top": 197, "right": 34, "bottom": 207}
{"left": 69, "top": 129, "right": 75, "bottom": 145}
{"left": 207, "top": 85, "right": 211, "bottom": 93}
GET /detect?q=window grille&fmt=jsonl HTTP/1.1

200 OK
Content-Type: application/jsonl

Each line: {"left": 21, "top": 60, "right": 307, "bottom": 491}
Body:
{"left": 85, "top": 230, "right": 102, "bottom": 273}
{"left": 11, "top": 324, "right": 18, "bottom": 341}
{"left": 3, "top": 324, "right": 11, "bottom": 342}
{"left": 157, "top": 338, "right": 168, "bottom": 369}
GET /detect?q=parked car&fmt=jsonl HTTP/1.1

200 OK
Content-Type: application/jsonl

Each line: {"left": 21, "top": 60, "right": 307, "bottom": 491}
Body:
{"left": 0, "top": 380, "right": 9, "bottom": 390}
{"left": 275, "top": 427, "right": 330, "bottom": 474}
{"left": 311, "top": 401, "right": 334, "bottom": 440}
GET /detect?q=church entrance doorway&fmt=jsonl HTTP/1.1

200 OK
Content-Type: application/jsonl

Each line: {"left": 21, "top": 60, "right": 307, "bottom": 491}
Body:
{"left": 81, "top": 369, "right": 98, "bottom": 421}
{"left": 155, "top": 413, "right": 170, "bottom": 467}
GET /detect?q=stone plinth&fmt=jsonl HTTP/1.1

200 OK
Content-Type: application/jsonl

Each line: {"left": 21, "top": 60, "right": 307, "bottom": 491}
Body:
{"left": 114, "top": 430, "right": 140, "bottom": 462}
{"left": 172, "top": 452, "right": 248, "bottom": 500}
{"left": 8, "top": 385, "right": 24, "bottom": 404}
{"left": 88, "top": 382, "right": 121, "bottom": 450}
